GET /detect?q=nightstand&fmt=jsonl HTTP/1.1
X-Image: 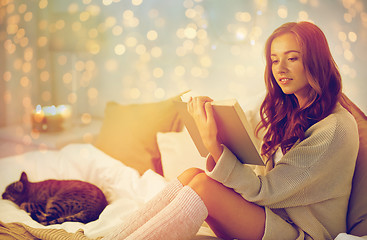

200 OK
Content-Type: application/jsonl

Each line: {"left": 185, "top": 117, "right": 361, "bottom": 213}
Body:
{"left": 0, "top": 119, "right": 103, "bottom": 158}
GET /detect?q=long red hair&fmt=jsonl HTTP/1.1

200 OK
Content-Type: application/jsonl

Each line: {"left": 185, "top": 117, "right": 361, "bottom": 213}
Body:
{"left": 257, "top": 21, "right": 342, "bottom": 158}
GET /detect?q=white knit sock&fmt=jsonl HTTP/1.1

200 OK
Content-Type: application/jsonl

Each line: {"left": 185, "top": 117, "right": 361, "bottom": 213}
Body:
{"left": 103, "top": 179, "right": 183, "bottom": 240}
{"left": 125, "top": 186, "right": 208, "bottom": 240}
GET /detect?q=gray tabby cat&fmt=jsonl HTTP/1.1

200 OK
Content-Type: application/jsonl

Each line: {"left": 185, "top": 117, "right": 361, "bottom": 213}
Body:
{"left": 2, "top": 172, "right": 108, "bottom": 225}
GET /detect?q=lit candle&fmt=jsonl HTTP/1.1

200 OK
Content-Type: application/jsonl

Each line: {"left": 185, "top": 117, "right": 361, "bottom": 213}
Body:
{"left": 31, "top": 104, "right": 72, "bottom": 132}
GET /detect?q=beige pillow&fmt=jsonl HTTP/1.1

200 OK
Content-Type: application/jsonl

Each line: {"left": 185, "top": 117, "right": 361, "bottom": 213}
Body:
{"left": 157, "top": 128, "right": 206, "bottom": 181}
{"left": 94, "top": 95, "right": 183, "bottom": 175}
{"left": 340, "top": 94, "right": 367, "bottom": 236}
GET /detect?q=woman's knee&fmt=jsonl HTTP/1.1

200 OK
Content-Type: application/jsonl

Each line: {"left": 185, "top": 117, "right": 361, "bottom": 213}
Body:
{"left": 188, "top": 172, "right": 218, "bottom": 196}
{"left": 177, "top": 167, "right": 204, "bottom": 185}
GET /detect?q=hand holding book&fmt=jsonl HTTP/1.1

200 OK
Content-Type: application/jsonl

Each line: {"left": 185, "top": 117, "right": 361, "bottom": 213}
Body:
{"left": 175, "top": 96, "right": 264, "bottom": 166}
{"left": 187, "top": 96, "right": 223, "bottom": 162}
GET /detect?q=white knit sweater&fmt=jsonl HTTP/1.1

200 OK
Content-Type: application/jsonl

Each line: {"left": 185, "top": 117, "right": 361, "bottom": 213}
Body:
{"left": 205, "top": 104, "right": 359, "bottom": 240}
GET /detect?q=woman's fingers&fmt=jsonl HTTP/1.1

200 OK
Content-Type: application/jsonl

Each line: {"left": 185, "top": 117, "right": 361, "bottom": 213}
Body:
{"left": 204, "top": 101, "right": 214, "bottom": 124}
{"left": 187, "top": 96, "right": 213, "bottom": 118}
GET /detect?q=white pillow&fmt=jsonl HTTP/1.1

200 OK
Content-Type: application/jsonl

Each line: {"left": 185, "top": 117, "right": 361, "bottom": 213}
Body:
{"left": 157, "top": 128, "right": 206, "bottom": 181}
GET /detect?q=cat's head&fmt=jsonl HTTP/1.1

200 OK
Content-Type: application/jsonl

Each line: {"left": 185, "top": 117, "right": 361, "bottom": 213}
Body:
{"left": 2, "top": 172, "right": 29, "bottom": 205}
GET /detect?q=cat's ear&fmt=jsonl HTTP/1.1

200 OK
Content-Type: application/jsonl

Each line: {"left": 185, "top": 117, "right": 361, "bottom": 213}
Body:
{"left": 20, "top": 172, "right": 28, "bottom": 182}
{"left": 14, "top": 181, "right": 23, "bottom": 192}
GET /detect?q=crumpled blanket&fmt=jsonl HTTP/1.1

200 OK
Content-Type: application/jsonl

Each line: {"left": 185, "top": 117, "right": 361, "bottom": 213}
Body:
{"left": 0, "top": 221, "right": 102, "bottom": 240}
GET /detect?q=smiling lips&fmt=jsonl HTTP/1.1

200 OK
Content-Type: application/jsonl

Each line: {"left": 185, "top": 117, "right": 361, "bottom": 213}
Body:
{"left": 279, "top": 78, "right": 292, "bottom": 84}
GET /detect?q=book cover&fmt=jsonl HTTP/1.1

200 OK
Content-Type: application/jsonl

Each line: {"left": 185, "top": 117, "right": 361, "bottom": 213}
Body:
{"left": 175, "top": 99, "right": 264, "bottom": 166}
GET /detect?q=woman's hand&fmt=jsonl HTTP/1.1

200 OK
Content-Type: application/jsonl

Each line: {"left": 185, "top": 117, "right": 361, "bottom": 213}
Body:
{"left": 187, "top": 96, "right": 223, "bottom": 162}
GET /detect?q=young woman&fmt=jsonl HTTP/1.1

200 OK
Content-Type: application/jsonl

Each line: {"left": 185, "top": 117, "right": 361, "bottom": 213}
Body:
{"left": 103, "top": 22, "right": 359, "bottom": 240}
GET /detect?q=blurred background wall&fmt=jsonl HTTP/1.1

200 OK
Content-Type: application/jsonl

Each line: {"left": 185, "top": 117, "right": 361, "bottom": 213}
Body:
{"left": 0, "top": 0, "right": 366, "bottom": 127}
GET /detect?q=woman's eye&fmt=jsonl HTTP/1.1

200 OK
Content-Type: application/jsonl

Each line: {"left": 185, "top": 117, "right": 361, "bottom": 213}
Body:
{"left": 288, "top": 57, "right": 298, "bottom": 61}
{"left": 271, "top": 59, "right": 279, "bottom": 64}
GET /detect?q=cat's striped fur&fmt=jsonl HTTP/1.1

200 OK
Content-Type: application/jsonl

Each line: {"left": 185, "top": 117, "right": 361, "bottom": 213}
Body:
{"left": 2, "top": 172, "right": 108, "bottom": 225}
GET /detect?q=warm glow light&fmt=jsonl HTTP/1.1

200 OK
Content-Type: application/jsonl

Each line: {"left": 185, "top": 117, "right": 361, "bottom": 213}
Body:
{"left": 68, "top": 3, "right": 79, "bottom": 13}
{"left": 85, "top": 60, "right": 96, "bottom": 71}
{"left": 298, "top": 11, "right": 309, "bottom": 21}
{"left": 40, "top": 71, "right": 50, "bottom": 82}
{"left": 103, "top": 0, "right": 113, "bottom": 6}
{"left": 348, "top": 31, "right": 357, "bottom": 42}
{"left": 24, "top": 47, "right": 33, "bottom": 61}
{"left": 39, "top": 0, "right": 48, "bottom": 9}
{"left": 338, "top": 31, "right": 347, "bottom": 42}
{"left": 132, "top": 0, "right": 143, "bottom": 6}
{"left": 235, "top": 12, "right": 251, "bottom": 22}
{"left": 153, "top": 67, "right": 164, "bottom": 78}
{"left": 58, "top": 55, "right": 67, "bottom": 66}
{"left": 344, "top": 49, "right": 354, "bottom": 61}
{"left": 123, "top": 10, "right": 134, "bottom": 20}
{"left": 147, "top": 30, "right": 158, "bottom": 41}
{"left": 80, "top": 11, "right": 90, "bottom": 22}
{"left": 0, "top": 0, "right": 365, "bottom": 126}
{"left": 184, "top": 27, "right": 197, "bottom": 39}
{"left": 278, "top": 6, "right": 288, "bottom": 18}
{"left": 136, "top": 44, "right": 146, "bottom": 55}
{"left": 18, "top": 4, "right": 27, "bottom": 14}
{"left": 151, "top": 46, "right": 162, "bottom": 58}
{"left": 344, "top": 13, "right": 353, "bottom": 23}
{"left": 193, "top": 45, "right": 205, "bottom": 55}
{"left": 4, "top": 91, "right": 11, "bottom": 104}
{"left": 125, "top": 37, "right": 137, "bottom": 47}
{"left": 114, "top": 44, "right": 126, "bottom": 55}
{"left": 200, "top": 56, "right": 211, "bottom": 67}
{"left": 174, "top": 65, "right": 186, "bottom": 76}
{"left": 3, "top": 71, "right": 11, "bottom": 82}
{"left": 68, "top": 93, "right": 78, "bottom": 104}
{"left": 191, "top": 66, "right": 202, "bottom": 77}
{"left": 112, "top": 26, "right": 123, "bottom": 36}
{"left": 72, "top": 22, "right": 82, "bottom": 32}
{"left": 20, "top": 76, "right": 30, "bottom": 87}
{"left": 87, "top": 41, "right": 100, "bottom": 54}
{"left": 24, "top": 12, "right": 33, "bottom": 22}
{"left": 41, "top": 91, "right": 51, "bottom": 102}
{"left": 37, "top": 36, "right": 48, "bottom": 47}
{"left": 75, "top": 61, "right": 85, "bottom": 71}
{"left": 88, "top": 87, "right": 99, "bottom": 99}
{"left": 105, "top": 16, "right": 117, "bottom": 28}
{"left": 22, "top": 62, "right": 32, "bottom": 73}
{"left": 63, "top": 73, "right": 73, "bottom": 84}
{"left": 185, "top": 9, "right": 196, "bottom": 19}
{"left": 7, "top": 24, "right": 18, "bottom": 35}
{"left": 130, "top": 88, "right": 141, "bottom": 99}
{"left": 88, "top": 28, "right": 98, "bottom": 38}
{"left": 81, "top": 113, "right": 92, "bottom": 124}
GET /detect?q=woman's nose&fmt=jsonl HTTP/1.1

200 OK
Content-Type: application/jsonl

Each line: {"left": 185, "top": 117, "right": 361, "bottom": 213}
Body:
{"left": 276, "top": 60, "right": 288, "bottom": 73}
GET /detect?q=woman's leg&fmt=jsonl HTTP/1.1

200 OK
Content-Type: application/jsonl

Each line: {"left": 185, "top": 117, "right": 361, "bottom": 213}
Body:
{"left": 125, "top": 185, "right": 208, "bottom": 240}
{"left": 178, "top": 168, "right": 265, "bottom": 240}
{"left": 103, "top": 179, "right": 183, "bottom": 240}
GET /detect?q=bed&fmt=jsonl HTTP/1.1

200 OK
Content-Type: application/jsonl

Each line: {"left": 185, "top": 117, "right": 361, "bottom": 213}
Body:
{"left": 0, "top": 93, "right": 366, "bottom": 240}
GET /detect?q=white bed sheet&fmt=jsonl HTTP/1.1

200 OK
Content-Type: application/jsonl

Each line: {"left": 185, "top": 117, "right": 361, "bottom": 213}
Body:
{"left": 0, "top": 143, "right": 169, "bottom": 238}
{"left": 2, "top": 144, "right": 362, "bottom": 239}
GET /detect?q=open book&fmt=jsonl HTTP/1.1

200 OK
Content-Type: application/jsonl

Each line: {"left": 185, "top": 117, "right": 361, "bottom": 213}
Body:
{"left": 175, "top": 99, "right": 264, "bottom": 166}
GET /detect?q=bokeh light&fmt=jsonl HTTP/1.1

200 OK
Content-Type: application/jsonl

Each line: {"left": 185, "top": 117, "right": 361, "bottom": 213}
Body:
{"left": 0, "top": 0, "right": 366, "bottom": 128}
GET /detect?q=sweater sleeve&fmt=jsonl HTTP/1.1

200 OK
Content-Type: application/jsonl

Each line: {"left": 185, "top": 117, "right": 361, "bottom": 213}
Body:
{"left": 205, "top": 107, "right": 359, "bottom": 209}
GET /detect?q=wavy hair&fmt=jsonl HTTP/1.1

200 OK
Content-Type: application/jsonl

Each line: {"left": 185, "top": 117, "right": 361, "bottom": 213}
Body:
{"left": 257, "top": 21, "right": 342, "bottom": 158}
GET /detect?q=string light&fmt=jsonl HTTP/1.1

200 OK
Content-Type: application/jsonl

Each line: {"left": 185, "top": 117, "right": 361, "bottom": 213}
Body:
{"left": 0, "top": 0, "right": 365, "bottom": 128}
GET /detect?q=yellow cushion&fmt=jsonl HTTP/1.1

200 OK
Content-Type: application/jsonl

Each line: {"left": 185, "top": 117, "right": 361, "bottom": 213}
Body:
{"left": 340, "top": 94, "right": 367, "bottom": 236}
{"left": 94, "top": 95, "right": 184, "bottom": 175}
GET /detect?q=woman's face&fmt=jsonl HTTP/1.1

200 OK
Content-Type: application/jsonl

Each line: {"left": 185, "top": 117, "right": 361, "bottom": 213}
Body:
{"left": 270, "top": 33, "right": 311, "bottom": 107}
